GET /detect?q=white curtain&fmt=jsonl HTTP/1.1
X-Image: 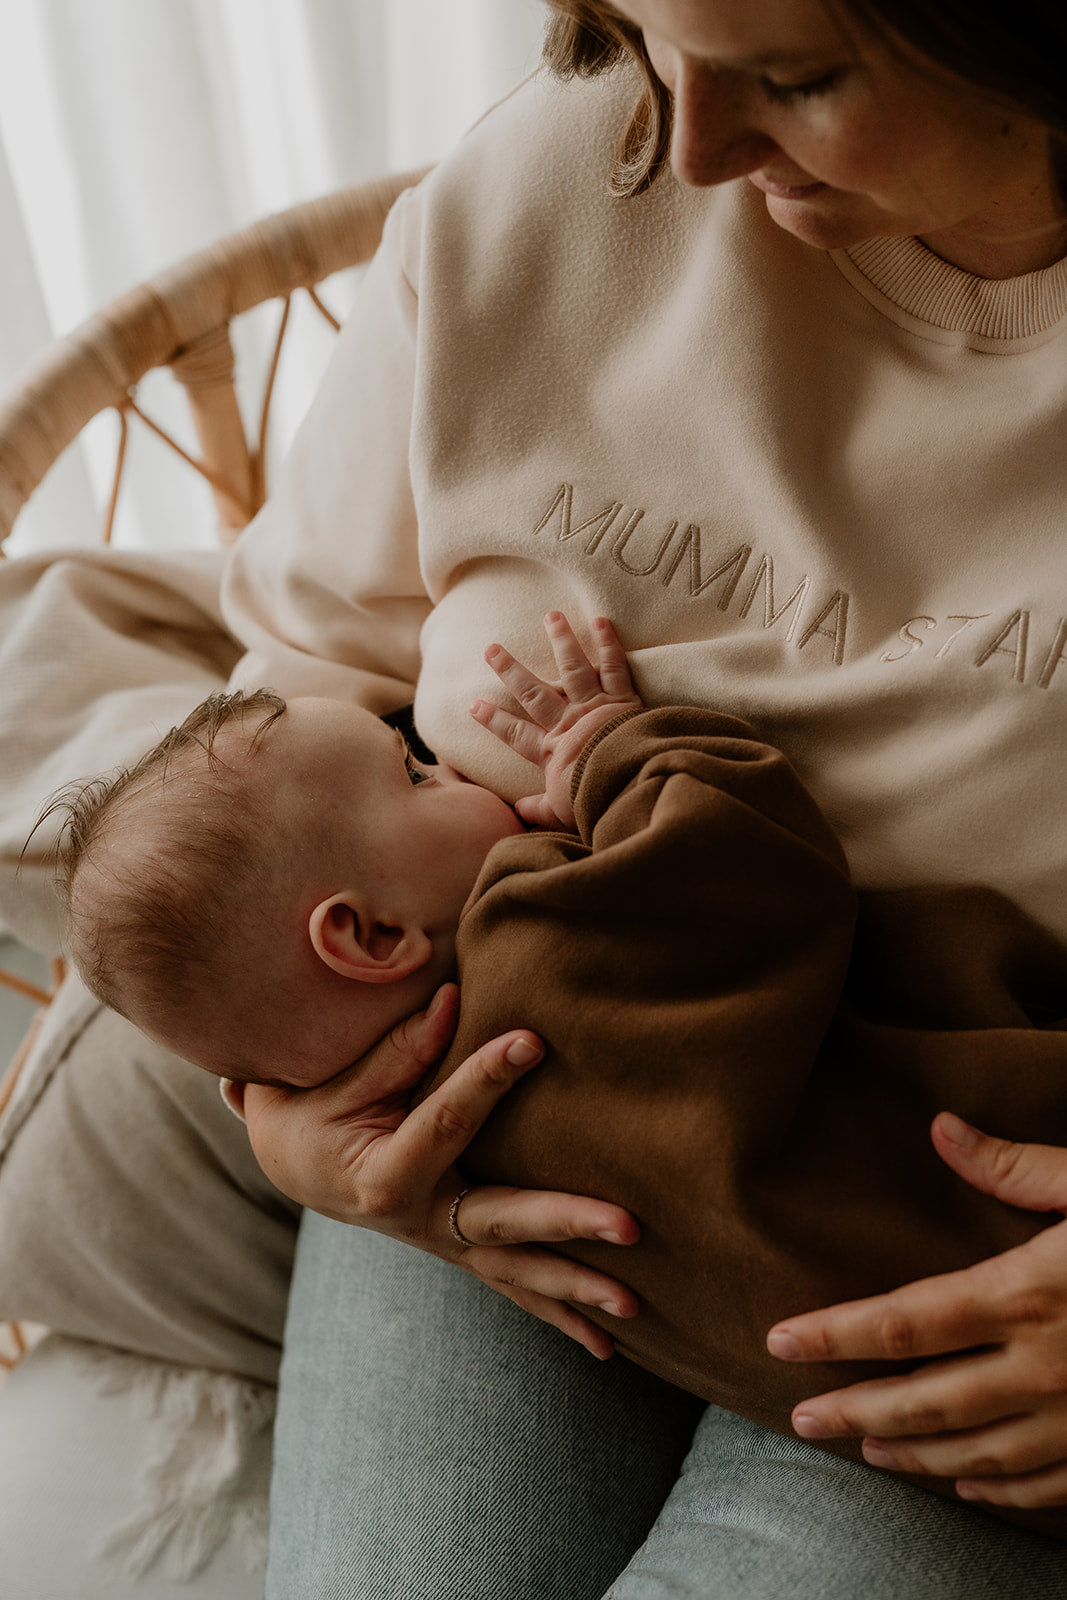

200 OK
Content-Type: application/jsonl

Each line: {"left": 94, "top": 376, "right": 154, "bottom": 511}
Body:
{"left": 0, "top": 0, "right": 548, "bottom": 555}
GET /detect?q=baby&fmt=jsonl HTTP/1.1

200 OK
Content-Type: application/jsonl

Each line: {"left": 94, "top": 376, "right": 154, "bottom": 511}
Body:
{"left": 55, "top": 613, "right": 645, "bottom": 1089}
{"left": 49, "top": 610, "right": 1067, "bottom": 1506}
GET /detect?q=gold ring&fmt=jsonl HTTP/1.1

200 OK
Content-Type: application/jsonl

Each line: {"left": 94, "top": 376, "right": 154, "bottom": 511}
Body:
{"left": 448, "top": 1187, "right": 475, "bottom": 1247}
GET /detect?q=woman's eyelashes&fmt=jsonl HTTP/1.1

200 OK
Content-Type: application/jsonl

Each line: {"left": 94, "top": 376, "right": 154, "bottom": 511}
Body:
{"left": 760, "top": 70, "right": 843, "bottom": 103}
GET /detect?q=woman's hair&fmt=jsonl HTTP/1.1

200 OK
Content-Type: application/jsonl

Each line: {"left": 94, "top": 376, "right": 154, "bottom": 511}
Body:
{"left": 543, "top": 3, "right": 671, "bottom": 196}
{"left": 543, "top": 0, "right": 1067, "bottom": 201}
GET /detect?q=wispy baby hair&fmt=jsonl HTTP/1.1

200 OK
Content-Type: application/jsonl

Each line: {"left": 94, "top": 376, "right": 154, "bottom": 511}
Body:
{"left": 39, "top": 687, "right": 286, "bottom": 1021}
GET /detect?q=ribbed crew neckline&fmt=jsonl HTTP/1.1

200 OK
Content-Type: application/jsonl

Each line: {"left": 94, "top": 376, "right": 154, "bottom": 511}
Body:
{"left": 834, "top": 233, "right": 1067, "bottom": 347}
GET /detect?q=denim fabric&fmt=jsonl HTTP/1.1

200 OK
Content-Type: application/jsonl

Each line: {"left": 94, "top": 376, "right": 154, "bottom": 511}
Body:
{"left": 607, "top": 1405, "right": 1067, "bottom": 1599}
{"left": 267, "top": 1214, "right": 1067, "bottom": 1600}
{"left": 265, "top": 1212, "right": 702, "bottom": 1600}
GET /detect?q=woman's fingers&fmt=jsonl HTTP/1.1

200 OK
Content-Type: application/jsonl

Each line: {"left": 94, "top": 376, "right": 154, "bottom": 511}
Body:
{"left": 455, "top": 1232, "right": 638, "bottom": 1360}
{"left": 457, "top": 1235, "right": 638, "bottom": 1319}
{"left": 957, "top": 1458, "right": 1067, "bottom": 1509}
{"left": 768, "top": 1119, "right": 1067, "bottom": 1483}
{"left": 446, "top": 1184, "right": 640, "bottom": 1357}
{"left": 768, "top": 1258, "right": 1009, "bottom": 1369}
{"left": 386, "top": 1029, "right": 548, "bottom": 1185}
{"left": 341, "top": 980, "right": 462, "bottom": 1100}
{"left": 475, "top": 1275, "right": 621, "bottom": 1361}
{"left": 449, "top": 1183, "right": 640, "bottom": 1251}
{"left": 860, "top": 1402, "right": 1067, "bottom": 1482}
{"left": 787, "top": 1349, "right": 1017, "bottom": 1443}
{"left": 932, "top": 1113, "right": 1067, "bottom": 1213}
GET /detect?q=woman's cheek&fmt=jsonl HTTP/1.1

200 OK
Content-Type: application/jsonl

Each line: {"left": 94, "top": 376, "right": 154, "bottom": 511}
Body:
{"left": 641, "top": 32, "right": 678, "bottom": 92}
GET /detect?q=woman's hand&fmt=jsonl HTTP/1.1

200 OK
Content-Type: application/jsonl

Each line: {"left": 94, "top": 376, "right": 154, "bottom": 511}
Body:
{"left": 235, "top": 983, "right": 639, "bottom": 1360}
{"left": 470, "top": 611, "right": 641, "bottom": 830}
{"left": 766, "top": 1112, "right": 1067, "bottom": 1508}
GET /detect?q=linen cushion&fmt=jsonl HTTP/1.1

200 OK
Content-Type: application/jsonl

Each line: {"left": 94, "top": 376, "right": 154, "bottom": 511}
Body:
{"left": 0, "top": 970, "right": 299, "bottom": 1383}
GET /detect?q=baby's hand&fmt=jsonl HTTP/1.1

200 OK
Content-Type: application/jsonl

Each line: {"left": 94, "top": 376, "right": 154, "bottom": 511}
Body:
{"left": 470, "top": 612, "right": 642, "bottom": 830}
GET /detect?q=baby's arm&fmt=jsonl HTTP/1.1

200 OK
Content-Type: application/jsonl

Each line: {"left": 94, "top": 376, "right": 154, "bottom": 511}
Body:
{"left": 469, "top": 612, "right": 642, "bottom": 830}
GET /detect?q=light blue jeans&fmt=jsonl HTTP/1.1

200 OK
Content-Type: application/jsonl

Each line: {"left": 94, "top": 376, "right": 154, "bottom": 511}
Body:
{"left": 266, "top": 1215, "right": 1067, "bottom": 1599}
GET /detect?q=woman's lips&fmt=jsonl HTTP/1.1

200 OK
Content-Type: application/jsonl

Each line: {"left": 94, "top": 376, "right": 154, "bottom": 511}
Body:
{"left": 749, "top": 172, "right": 826, "bottom": 200}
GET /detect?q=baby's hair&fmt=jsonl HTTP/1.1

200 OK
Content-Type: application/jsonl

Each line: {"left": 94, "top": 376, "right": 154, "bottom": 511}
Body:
{"left": 37, "top": 687, "right": 287, "bottom": 1022}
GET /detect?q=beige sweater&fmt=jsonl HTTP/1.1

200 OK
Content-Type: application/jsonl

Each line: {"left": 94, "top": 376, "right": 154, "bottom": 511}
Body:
{"left": 224, "top": 63, "right": 1067, "bottom": 943}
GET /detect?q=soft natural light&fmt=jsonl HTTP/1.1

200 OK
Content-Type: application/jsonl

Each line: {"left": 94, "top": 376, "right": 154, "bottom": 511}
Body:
{"left": 0, "top": 0, "right": 547, "bottom": 555}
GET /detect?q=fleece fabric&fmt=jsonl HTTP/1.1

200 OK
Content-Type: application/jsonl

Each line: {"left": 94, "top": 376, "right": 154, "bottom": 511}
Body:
{"left": 223, "top": 62, "right": 1067, "bottom": 946}
{"left": 424, "top": 705, "right": 1067, "bottom": 1542}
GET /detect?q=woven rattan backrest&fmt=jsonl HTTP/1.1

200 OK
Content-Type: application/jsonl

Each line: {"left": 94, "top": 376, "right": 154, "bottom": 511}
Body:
{"left": 0, "top": 168, "right": 425, "bottom": 549}
{"left": 0, "top": 167, "right": 425, "bottom": 1085}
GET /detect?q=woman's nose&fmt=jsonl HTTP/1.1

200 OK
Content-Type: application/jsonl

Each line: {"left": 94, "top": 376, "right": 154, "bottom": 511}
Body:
{"left": 669, "top": 61, "right": 778, "bottom": 187}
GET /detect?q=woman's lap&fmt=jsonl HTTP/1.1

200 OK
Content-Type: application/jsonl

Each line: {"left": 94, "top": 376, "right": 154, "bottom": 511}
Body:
{"left": 608, "top": 1406, "right": 1067, "bottom": 1599}
{"left": 265, "top": 1211, "right": 702, "bottom": 1600}
{"left": 266, "top": 1212, "right": 1067, "bottom": 1600}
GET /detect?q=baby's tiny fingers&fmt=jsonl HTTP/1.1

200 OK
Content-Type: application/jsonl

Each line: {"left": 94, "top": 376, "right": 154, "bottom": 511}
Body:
{"left": 485, "top": 642, "right": 567, "bottom": 728}
{"left": 544, "top": 611, "right": 602, "bottom": 701}
{"left": 469, "top": 700, "right": 546, "bottom": 765}
{"left": 594, "top": 617, "right": 637, "bottom": 698}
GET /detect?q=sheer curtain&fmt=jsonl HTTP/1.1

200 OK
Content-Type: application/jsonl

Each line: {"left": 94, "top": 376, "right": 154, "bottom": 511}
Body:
{"left": 0, "top": 0, "right": 547, "bottom": 555}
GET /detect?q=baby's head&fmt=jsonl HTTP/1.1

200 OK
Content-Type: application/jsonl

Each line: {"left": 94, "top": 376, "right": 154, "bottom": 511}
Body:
{"left": 52, "top": 690, "right": 524, "bottom": 1086}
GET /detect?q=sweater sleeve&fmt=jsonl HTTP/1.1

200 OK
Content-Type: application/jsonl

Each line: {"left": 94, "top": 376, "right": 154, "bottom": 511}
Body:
{"left": 434, "top": 702, "right": 857, "bottom": 1171}
{"left": 221, "top": 185, "right": 430, "bottom": 712}
{"left": 572, "top": 704, "right": 850, "bottom": 874}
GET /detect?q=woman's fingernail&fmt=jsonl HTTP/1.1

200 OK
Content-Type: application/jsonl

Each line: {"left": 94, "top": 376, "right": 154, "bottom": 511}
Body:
{"left": 767, "top": 1329, "right": 802, "bottom": 1360}
{"left": 956, "top": 1482, "right": 984, "bottom": 1501}
{"left": 505, "top": 1037, "right": 542, "bottom": 1067}
{"left": 792, "top": 1413, "right": 828, "bottom": 1440}
{"left": 862, "top": 1443, "right": 897, "bottom": 1469}
{"left": 939, "top": 1112, "right": 978, "bottom": 1148}
{"left": 596, "top": 1229, "right": 627, "bottom": 1244}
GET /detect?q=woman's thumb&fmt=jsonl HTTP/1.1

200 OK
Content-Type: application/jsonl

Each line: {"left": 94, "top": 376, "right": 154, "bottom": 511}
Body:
{"left": 932, "top": 1111, "right": 1067, "bottom": 1214}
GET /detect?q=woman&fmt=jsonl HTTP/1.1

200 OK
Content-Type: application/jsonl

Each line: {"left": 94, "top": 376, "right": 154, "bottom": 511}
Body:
{"left": 223, "top": 0, "right": 1067, "bottom": 1593}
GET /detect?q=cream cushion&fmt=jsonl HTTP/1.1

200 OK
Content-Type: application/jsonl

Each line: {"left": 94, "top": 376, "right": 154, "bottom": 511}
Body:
{"left": 0, "top": 970, "right": 300, "bottom": 1383}
{"left": 0, "top": 537, "right": 299, "bottom": 1381}
{"left": 0, "top": 545, "right": 240, "bottom": 954}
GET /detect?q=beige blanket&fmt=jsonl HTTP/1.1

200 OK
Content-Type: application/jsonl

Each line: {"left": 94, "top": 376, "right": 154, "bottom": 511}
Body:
{"left": 0, "top": 546, "right": 237, "bottom": 952}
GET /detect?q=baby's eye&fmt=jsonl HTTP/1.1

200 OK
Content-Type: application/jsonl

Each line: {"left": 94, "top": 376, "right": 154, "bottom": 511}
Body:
{"left": 403, "top": 743, "right": 431, "bottom": 786}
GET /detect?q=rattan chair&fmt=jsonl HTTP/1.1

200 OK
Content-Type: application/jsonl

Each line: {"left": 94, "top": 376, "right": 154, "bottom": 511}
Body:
{"left": 0, "top": 166, "right": 425, "bottom": 1128}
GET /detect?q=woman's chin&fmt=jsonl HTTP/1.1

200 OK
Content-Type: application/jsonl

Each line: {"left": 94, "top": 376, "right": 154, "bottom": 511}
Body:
{"left": 756, "top": 184, "right": 882, "bottom": 252}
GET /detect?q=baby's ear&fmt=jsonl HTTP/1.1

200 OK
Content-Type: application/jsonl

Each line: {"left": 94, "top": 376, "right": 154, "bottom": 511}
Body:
{"left": 308, "top": 894, "right": 431, "bottom": 984}
{"left": 218, "top": 1078, "right": 247, "bottom": 1122}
